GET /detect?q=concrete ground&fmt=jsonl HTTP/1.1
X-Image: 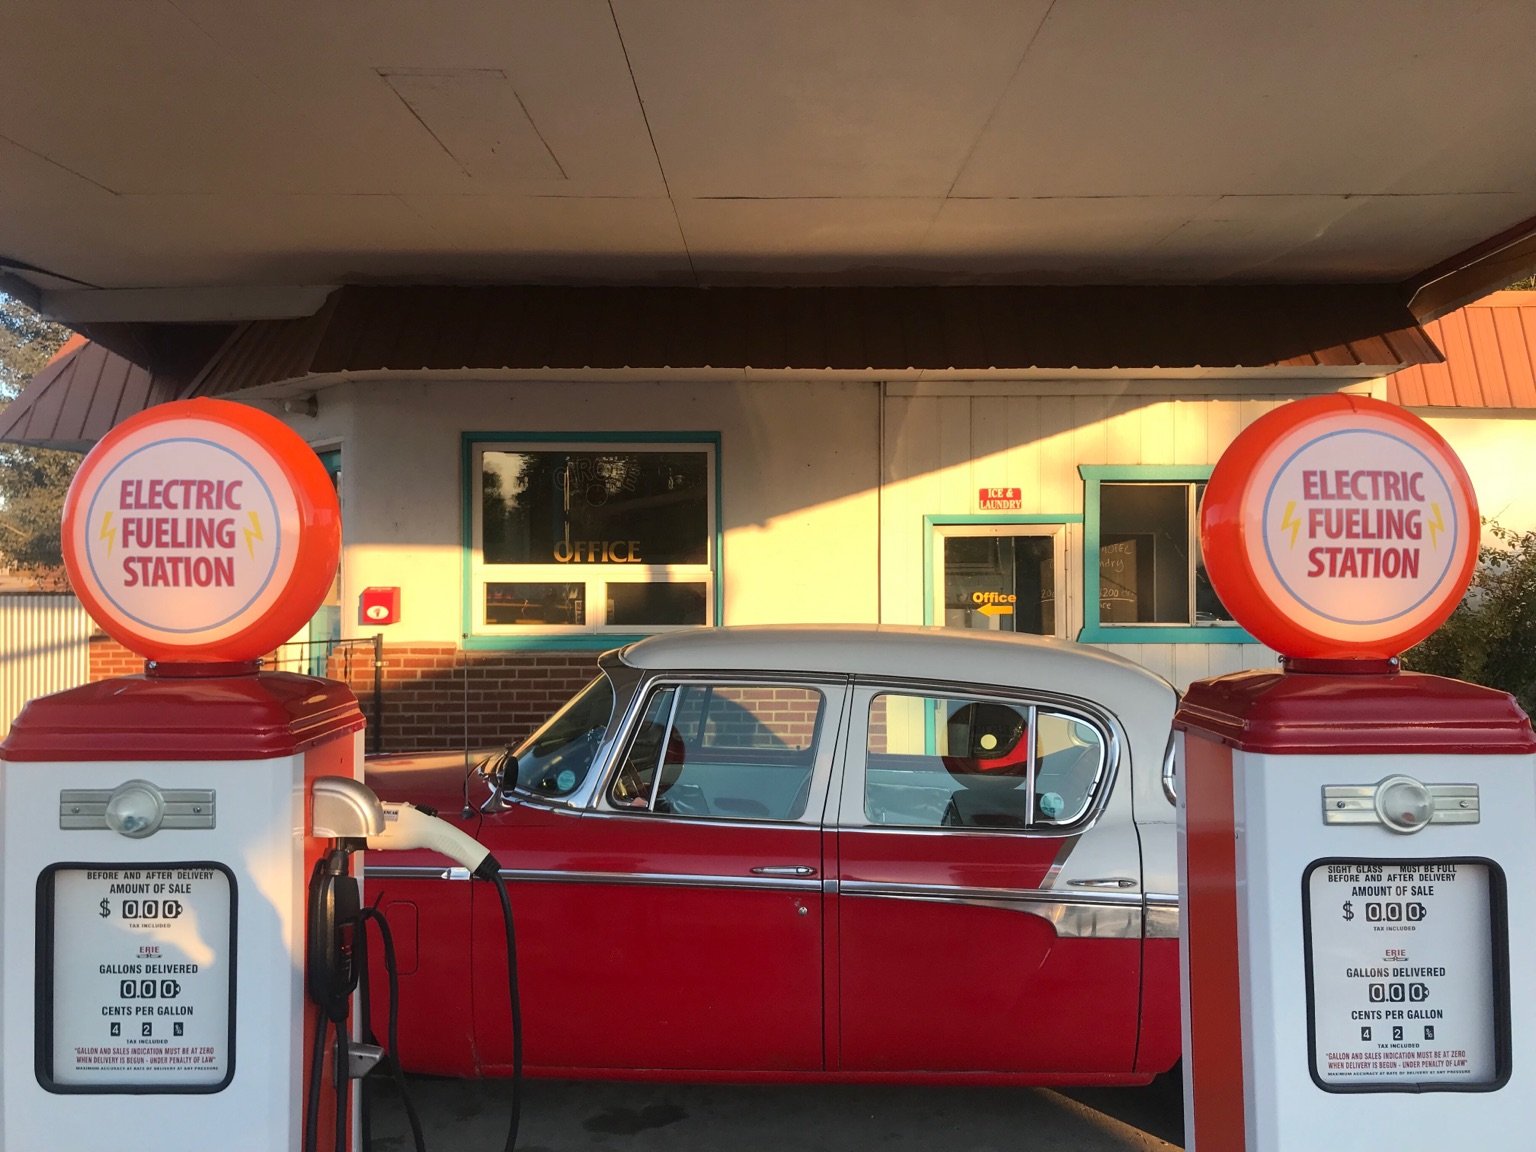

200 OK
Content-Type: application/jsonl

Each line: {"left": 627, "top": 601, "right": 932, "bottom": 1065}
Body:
{"left": 364, "top": 1074, "right": 1184, "bottom": 1151}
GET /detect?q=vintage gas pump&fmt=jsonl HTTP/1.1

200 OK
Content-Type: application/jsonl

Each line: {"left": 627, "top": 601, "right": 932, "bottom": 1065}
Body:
{"left": 0, "top": 399, "right": 358, "bottom": 1152}
{"left": 1176, "top": 395, "right": 1536, "bottom": 1150}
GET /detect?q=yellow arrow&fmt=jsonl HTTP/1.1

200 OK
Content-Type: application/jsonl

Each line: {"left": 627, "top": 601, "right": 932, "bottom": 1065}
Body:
{"left": 977, "top": 603, "right": 1014, "bottom": 617}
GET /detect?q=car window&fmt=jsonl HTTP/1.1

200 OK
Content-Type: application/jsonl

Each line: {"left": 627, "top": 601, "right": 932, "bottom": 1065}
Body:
{"left": 507, "top": 674, "right": 614, "bottom": 798}
{"left": 862, "top": 692, "right": 1105, "bottom": 829}
{"left": 609, "top": 682, "right": 823, "bottom": 821}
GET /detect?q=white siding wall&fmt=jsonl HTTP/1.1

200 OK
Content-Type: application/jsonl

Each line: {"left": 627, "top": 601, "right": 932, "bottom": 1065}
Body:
{"left": 290, "top": 377, "right": 881, "bottom": 643}
{"left": 879, "top": 381, "right": 1373, "bottom": 687}
{"left": 1420, "top": 412, "right": 1536, "bottom": 538}
{"left": 285, "top": 375, "right": 1392, "bottom": 690}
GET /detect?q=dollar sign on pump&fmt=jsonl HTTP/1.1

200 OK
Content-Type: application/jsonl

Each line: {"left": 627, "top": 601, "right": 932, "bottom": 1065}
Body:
{"left": 1342, "top": 900, "right": 1354, "bottom": 921}
{"left": 99, "top": 898, "right": 111, "bottom": 918}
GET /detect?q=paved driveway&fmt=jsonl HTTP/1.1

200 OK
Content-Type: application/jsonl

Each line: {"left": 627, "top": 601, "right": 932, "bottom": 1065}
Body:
{"left": 365, "top": 1075, "right": 1184, "bottom": 1151}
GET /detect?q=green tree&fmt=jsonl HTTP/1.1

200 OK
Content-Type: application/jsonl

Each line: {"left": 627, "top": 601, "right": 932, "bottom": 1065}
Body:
{"left": 1403, "top": 522, "right": 1536, "bottom": 715}
{"left": 0, "top": 294, "right": 78, "bottom": 589}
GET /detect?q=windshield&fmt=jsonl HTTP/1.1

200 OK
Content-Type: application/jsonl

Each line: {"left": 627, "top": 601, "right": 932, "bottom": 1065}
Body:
{"left": 507, "top": 674, "right": 616, "bottom": 799}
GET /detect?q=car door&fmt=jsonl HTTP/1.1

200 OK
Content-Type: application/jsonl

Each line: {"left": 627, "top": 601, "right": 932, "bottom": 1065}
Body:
{"left": 472, "top": 675, "right": 847, "bottom": 1074}
{"left": 831, "top": 680, "right": 1142, "bottom": 1075}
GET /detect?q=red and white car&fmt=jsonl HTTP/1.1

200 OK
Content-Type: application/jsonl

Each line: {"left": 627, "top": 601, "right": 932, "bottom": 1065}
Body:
{"left": 363, "top": 624, "right": 1182, "bottom": 1085}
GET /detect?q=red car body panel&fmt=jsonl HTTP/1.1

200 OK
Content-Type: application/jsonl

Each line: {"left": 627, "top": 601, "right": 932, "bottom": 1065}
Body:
{"left": 467, "top": 805, "right": 824, "bottom": 1074}
{"left": 834, "top": 826, "right": 1140, "bottom": 1073}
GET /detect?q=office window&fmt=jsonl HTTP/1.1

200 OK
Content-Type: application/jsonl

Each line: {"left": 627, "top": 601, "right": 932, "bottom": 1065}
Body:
{"left": 1081, "top": 467, "right": 1249, "bottom": 643}
{"left": 469, "top": 439, "right": 717, "bottom": 638}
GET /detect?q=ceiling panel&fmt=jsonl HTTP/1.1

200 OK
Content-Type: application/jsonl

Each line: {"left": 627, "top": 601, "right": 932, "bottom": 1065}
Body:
{"left": 1, "top": 1, "right": 1534, "bottom": 303}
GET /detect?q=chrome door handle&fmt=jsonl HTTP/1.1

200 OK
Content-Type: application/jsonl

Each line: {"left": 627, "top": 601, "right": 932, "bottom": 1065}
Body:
{"left": 1068, "top": 877, "right": 1137, "bottom": 889}
{"left": 751, "top": 865, "right": 817, "bottom": 877}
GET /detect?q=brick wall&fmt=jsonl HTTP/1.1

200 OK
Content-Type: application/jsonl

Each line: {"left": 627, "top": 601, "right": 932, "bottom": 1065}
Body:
{"left": 86, "top": 635, "right": 599, "bottom": 754}
{"left": 89, "top": 634, "right": 144, "bottom": 680}
{"left": 330, "top": 644, "right": 600, "bottom": 753}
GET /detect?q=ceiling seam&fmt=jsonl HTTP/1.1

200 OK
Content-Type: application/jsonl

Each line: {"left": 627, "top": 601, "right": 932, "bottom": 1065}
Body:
{"left": 608, "top": 0, "right": 697, "bottom": 284}
{"left": 914, "top": 0, "right": 1059, "bottom": 256}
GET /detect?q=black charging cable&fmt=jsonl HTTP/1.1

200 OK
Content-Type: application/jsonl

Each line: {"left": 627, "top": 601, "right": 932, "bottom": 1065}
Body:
{"left": 486, "top": 866, "right": 523, "bottom": 1152}
{"left": 355, "top": 855, "right": 521, "bottom": 1152}
{"left": 305, "top": 844, "right": 522, "bottom": 1152}
{"left": 358, "top": 903, "right": 426, "bottom": 1152}
{"left": 304, "top": 848, "right": 361, "bottom": 1152}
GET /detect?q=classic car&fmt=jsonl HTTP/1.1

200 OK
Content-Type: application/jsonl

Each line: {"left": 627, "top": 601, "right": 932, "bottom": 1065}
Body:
{"left": 362, "top": 624, "right": 1182, "bottom": 1085}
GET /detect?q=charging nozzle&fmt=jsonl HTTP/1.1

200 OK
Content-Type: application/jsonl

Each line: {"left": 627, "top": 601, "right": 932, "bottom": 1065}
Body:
{"left": 367, "top": 801, "right": 501, "bottom": 880}
{"left": 312, "top": 776, "right": 386, "bottom": 842}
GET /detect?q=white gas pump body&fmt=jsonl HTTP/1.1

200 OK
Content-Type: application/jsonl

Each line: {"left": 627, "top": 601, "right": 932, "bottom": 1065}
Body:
{"left": 1177, "top": 668, "right": 1536, "bottom": 1152}
{"left": 0, "top": 668, "right": 365, "bottom": 1152}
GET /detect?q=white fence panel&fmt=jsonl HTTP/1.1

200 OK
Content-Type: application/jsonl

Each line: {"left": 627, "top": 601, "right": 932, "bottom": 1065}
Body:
{"left": 1, "top": 594, "right": 93, "bottom": 740}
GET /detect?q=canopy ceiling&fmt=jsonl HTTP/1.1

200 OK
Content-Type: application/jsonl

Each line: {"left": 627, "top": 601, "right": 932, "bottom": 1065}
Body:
{"left": 1, "top": 1, "right": 1534, "bottom": 328}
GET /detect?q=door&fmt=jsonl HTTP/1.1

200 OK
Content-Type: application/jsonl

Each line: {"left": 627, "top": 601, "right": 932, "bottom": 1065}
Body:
{"left": 474, "top": 677, "right": 846, "bottom": 1074}
{"left": 933, "top": 524, "right": 1068, "bottom": 637}
{"left": 832, "top": 681, "right": 1142, "bottom": 1074}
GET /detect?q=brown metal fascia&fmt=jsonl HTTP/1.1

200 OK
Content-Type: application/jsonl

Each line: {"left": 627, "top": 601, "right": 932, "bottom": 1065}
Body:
{"left": 142, "top": 281, "right": 1444, "bottom": 390}
{"left": 1406, "top": 210, "right": 1536, "bottom": 324}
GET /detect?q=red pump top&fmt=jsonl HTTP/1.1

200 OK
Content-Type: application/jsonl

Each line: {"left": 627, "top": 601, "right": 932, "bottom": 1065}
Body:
{"left": 0, "top": 666, "right": 365, "bottom": 762}
{"left": 1175, "top": 667, "right": 1536, "bottom": 756}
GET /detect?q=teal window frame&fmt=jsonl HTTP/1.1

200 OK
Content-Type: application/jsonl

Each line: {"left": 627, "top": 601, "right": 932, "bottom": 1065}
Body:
{"left": 462, "top": 432, "right": 723, "bottom": 651}
{"left": 1079, "top": 465, "right": 1253, "bottom": 645}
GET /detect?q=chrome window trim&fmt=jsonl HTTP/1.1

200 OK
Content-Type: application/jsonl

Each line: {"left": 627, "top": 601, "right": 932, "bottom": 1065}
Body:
{"left": 840, "top": 879, "right": 1142, "bottom": 906}
{"left": 592, "top": 672, "right": 848, "bottom": 825}
{"left": 578, "top": 808, "right": 816, "bottom": 833}
{"left": 835, "top": 821, "right": 1086, "bottom": 842}
{"left": 1160, "top": 731, "right": 1178, "bottom": 806}
{"left": 485, "top": 654, "right": 647, "bottom": 814}
{"left": 365, "top": 865, "right": 473, "bottom": 882}
{"left": 839, "top": 880, "right": 1143, "bottom": 939}
{"left": 363, "top": 862, "right": 820, "bottom": 894}
{"left": 498, "top": 866, "right": 819, "bottom": 894}
{"left": 1145, "top": 891, "right": 1180, "bottom": 938}
{"left": 842, "top": 678, "right": 1124, "bottom": 836}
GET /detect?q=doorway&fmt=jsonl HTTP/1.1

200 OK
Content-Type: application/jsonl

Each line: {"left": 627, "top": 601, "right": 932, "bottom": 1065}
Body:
{"left": 931, "top": 523, "right": 1069, "bottom": 638}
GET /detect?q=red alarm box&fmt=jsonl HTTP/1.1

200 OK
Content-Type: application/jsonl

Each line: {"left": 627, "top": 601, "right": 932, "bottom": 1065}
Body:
{"left": 360, "top": 586, "right": 400, "bottom": 625}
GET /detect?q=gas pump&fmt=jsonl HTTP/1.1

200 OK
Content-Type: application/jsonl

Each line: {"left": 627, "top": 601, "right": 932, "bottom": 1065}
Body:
{"left": 0, "top": 399, "right": 356, "bottom": 1152}
{"left": 1176, "top": 394, "right": 1536, "bottom": 1151}
{"left": 0, "top": 398, "right": 521, "bottom": 1152}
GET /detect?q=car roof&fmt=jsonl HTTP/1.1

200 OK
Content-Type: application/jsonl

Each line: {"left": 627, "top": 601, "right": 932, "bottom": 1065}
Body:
{"left": 618, "top": 624, "right": 1175, "bottom": 705}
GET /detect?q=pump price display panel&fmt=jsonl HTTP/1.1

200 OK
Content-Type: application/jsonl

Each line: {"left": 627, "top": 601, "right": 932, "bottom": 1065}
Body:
{"left": 36, "top": 863, "right": 236, "bottom": 1093}
{"left": 1302, "top": 858, "right": 1509, "bottom": 1092}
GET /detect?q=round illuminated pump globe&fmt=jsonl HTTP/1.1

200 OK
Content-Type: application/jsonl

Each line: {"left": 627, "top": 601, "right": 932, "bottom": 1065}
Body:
{"left": 61, "top": 398, "right": 341, "bottom": 664}
{"left": 1199, "top": 394, "right": 1479, "bottom": 661}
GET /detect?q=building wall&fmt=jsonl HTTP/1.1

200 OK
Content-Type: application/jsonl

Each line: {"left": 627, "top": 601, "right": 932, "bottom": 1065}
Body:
{"left": 275, "top": 374, "right": 1386, "bottom": 751}
{"left": 1419, "top": 411, "right": 1536, "bottom": 538}
{"left": 877, "top": 381, "right": 1376, "bottom": 682}
{"left": 298, "top": 377, "right": 881, "bottom": 645}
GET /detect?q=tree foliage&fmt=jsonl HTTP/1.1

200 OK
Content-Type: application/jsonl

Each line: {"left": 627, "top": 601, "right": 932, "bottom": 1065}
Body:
{"left": 0, "top": 294, "right": 77, "bottom": 589}
{"left": 1403, "top": 522, "right": 1536, "bottom": 715}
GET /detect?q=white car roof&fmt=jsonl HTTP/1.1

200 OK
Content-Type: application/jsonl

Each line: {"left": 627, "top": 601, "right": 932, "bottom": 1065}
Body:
{"left": 619, "top": 624, "right": 1174, "bottom": 708}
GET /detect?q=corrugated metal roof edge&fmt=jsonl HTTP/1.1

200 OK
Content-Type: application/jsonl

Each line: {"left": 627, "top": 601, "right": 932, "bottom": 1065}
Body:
{"left": 1387, "top": 290, "right": 1536, "bottom": 410}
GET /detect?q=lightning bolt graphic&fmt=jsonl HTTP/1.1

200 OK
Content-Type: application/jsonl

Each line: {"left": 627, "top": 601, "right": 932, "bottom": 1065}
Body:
{"left": 1280, "top": 500, "right": 1301, "bottom": 549}
{"left": 1428, "top": 502, "right": 1444, "bottom": 549}
{"left": 99, "top": 511, "right": 116, "bottom": 556}
{"left": 243, "top": 511, "right": 263, "bottom": 559}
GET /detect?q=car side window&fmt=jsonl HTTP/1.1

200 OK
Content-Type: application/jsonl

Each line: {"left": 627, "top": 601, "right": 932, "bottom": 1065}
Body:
{"left": 862, "top": 692, "right": 1105, "bottom": 830}
{"left": 608, "top": 682, "right": 824, "bottom": 821}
